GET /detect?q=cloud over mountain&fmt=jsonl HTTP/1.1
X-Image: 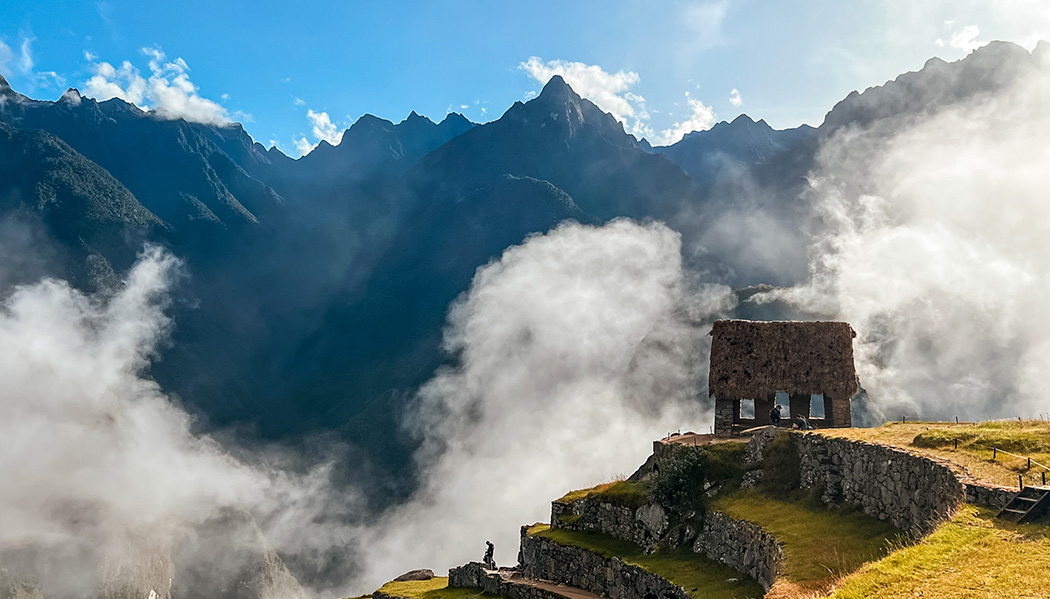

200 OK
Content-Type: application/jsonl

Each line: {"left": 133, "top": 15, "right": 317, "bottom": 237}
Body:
{"left": 83, "top": 47, "right": 230, "bottom": 125}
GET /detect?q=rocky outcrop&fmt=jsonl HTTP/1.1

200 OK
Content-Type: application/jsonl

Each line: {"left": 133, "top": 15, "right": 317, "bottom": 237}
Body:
{"left": 393, "top": 569, "right": 435, "bottom": 582}
{"left": 519, "top": 534, "right": 688, "bottom": 599}
{"left": 795, "top": 434, "right": 965, "bottom": 535}
{"left": 692, "top": 512, "right": 781, "bottom": 590}
{"left": 742, "top": 426, "right": 781, "bottom": 464}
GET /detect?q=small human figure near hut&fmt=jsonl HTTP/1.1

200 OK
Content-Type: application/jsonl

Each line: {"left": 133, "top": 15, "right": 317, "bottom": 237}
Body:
{"left": 483, "top": 540, "right": 495, "bottom": 569}
{"left": 769, "top": 404, "right": 782, "bottom": 427}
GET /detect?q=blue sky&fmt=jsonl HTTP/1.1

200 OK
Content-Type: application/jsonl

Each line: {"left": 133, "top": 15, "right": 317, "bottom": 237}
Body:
{"left": 1, "top": 0, "right": 1048, "bottom": 156}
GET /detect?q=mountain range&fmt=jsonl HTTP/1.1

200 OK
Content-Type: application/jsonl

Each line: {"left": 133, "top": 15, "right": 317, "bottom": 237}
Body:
{"left": 0, "top": 41, "right": 1042, "bottom": 502}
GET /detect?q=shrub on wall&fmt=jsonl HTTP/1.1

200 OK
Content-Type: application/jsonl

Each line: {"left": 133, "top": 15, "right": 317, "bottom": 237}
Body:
{"left": 652, "top": 443, "right": 746, "bottom": 516}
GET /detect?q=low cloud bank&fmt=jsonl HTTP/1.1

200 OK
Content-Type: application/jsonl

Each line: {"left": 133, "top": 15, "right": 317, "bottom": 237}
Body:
{"left": 351, "top": 220, "right": 734, "bottom": 591}
{"left": 757, "top": 46, "right": 1050, "bottom": 422}
{"left": 0, "top": 246, "right": 359, "bottom": 598}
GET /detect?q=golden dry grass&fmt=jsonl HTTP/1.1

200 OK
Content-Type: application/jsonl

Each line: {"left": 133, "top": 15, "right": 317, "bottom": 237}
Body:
{"left": 816, "top": 420, "right": 1050, "bottom": 488}
{"left": 827, "top": 506, "right": 1050, "bottom": 598}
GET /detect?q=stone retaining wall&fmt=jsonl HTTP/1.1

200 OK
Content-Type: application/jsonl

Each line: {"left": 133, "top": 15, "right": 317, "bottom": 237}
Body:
{"left": 551, "top": 499, "right": 667, "bottom": 548}
{"left": 449, "top": 563, "right": 567, "bottom": 599}
{"left": 963, "top": 481, "right": 1016, "bottom": 509}
{"left": 795, "top": 433, "right": 965, "bottom": 535}
{"left": 519, "top": 533, "right": 688, "bottom": 599}
{"left": 692, "top": 512, "right": 782, "bottom": 591}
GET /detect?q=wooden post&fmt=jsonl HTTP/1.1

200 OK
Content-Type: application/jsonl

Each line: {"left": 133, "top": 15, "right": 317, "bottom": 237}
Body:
{"left": 1019, "top": 474, "right": 1024, "bottom": 490}
{"left": 993, "top": 448, "right": 997, "bottom": 461}
{"left": 1043, "top": 471, "right": 1046, "bottom": 486}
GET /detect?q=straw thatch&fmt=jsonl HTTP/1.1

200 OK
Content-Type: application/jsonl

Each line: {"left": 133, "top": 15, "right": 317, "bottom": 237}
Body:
{"left": 708, "top": 319, "right": 859, "bottom": 400}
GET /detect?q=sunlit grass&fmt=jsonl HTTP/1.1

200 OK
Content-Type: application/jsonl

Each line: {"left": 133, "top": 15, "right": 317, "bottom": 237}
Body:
{"left": 710, "top": 489, "right": 904, "bottom": 595}
{"left": 829, "top": 505, "right": 1050, "bottom": 598}
{"left": 819, "top": 420, "right": 1050, "bottom": 488}
{"left": 369, "top": 577, "right": 503, "bottom": 599}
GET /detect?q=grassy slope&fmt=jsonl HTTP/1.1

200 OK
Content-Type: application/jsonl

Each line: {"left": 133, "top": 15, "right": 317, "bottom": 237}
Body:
{"left": 555, "top": 480, "right": 652, "bottom": 509}
{"left": 529, "top": 524, "right": 765, "bottom": 599}
{"left": 710, "top": 489, "right": 903, "bottom": 595}
{"left": 819, "top": 420, "right": 1050, "bottom": 488}
{"left": 371, "top": 577, "right": 503, "bottom": 599}
{"left": 830, "top": 506, "right": 1050, "bottom": 598}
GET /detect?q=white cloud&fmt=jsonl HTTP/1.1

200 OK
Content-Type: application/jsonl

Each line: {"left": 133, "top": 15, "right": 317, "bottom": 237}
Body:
{"left": 520, "top": 57, "right": 716, "bottom": 145}
{"left": 293, "top": 109, "right": 344, "bottom": 156}
{"left": 82, "top": 47, "right": 230, "bottom": 125}
{"left": 758, "top": 51, "right": 1050, "bottom": 422}
{"left": 293, "top": 96, "right": 305, "bottom": 106}
{"left": 0, "top": 247, "right": 361, "bottom": 597}
{"left": 353, "top": 220, "right": 734, "bottom": 591}
{"left": 83, "top": 50, "right": 98, "bottom": 61}
{"left": 936, "top": 25, "right": 986, "bottom": 52}
{"left": 729, "top": 88, "right": 743, "bottom": 107}
{"left": 646, "top": 92, "right": 717, "bottom": 146}
{"left": 85, "top": 60, "right": 147, "bottom": 105}
{"left": 520, "top": 56, "right": 640, "bottom": 122}
{"left": 12, "top": 36, "right": 64, "bottom": 90}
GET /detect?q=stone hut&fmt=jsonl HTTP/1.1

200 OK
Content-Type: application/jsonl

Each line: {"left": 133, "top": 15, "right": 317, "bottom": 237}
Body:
{"left": 709, "top": 319, "right": 859, "bottom": 434}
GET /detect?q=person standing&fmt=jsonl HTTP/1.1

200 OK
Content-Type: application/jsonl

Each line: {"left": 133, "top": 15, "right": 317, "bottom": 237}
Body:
{"left": 483, "top": 541, "right": 495, "bottom": 570}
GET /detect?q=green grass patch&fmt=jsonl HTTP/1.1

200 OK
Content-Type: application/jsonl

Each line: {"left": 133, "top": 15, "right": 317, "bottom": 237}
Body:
{"left": 529, "top": 524, "right": 764, "bottom": 599}
{"left": 591, "top": 480, "right": 652, "bottom": 510}
{"left": 711, "top": 488, "right": 904, "bottom": 594}
{"left": 372, "top": 577, "right": 503, "bottom": 599}
{"left": 830, "top": 506, "right": 1050, "bottom": 598}
{"left": 555, "top": 481, "right": 618, "bottom": 505}
{"left": 555, "top": 480, "right": 651, "bottom": 510}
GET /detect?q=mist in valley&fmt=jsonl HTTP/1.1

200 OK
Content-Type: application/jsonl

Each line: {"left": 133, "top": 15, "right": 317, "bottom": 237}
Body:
{"left": 2, "top": 34, "right": 1050, "bottom": 599}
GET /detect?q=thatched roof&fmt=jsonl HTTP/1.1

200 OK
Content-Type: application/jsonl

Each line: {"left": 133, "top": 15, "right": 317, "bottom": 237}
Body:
{"left": 708, "top": 320, "right": 859, "bottom": 400}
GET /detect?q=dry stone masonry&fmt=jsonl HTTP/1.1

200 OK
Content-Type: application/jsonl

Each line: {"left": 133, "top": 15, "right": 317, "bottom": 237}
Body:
{"left": 452, "top": 428, "right": 1010, "bottom": 599}
{"left": 795, "top": 433, "right": 965, "bottom": 535}
{"left": 692, "top": 512, "right": 781, "bottom": 591}
{"left": 448, "top": 563, "right": 569, "bottom": 599}
{"left": 550, "top": 499, "right": 667, "bottom": 549}
{"left": 519, "top": 533, "right": 690, "bottom": 599}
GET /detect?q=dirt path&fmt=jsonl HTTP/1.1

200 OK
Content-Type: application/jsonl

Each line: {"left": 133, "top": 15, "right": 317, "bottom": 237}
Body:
{"left": 497, "top": 571, "right": 605, "bottom": 599}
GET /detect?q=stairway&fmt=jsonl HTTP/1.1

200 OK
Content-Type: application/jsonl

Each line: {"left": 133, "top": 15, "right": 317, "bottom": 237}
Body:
{"left": 997, "top": 486, "right": 1050, "bottom": 523}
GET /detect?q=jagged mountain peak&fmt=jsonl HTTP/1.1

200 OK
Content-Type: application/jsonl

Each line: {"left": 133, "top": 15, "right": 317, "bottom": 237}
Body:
{"left": 499, "top": 74, "right": 638, "bottom": 149}
{"left": 440, "top": 112, "right": 471, "bottom": 127}
{"left": 537, "top": 74, "right": 574, "bottom": 100}
{"left": 0, "top": 72, "right": 11, "bottom": 93}
{"left": 401, "top": 110, "right": 431, "bottom": 124}
{"left": 821, "top": 39, "right": 1040, "bottom": 133}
